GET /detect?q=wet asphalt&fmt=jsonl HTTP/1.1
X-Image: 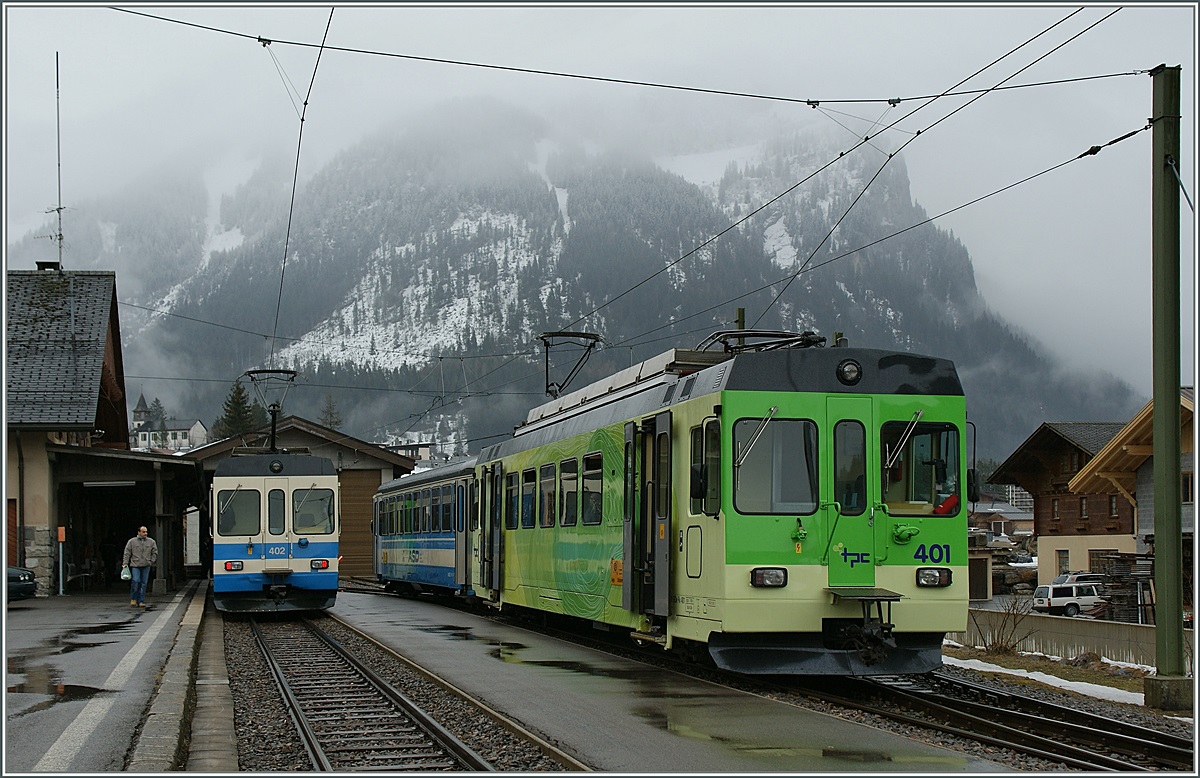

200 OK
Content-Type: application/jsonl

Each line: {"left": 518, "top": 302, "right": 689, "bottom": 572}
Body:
{"left": 5, "top": 583, "right": 1017, "bottom": 772}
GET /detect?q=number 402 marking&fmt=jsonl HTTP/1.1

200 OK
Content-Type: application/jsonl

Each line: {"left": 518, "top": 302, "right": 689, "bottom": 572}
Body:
{"left": 913, "top": 543, "right": 951, "bottom": 563}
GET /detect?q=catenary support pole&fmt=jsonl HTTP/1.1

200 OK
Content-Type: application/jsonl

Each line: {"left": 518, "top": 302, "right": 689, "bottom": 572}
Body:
{"left": 1145, "top": 63, "right": 1190, "bottom": 711}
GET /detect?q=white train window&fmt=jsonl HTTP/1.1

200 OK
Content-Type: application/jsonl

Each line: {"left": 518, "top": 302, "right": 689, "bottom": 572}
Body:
{"left": 733, "top": 418, "right": 818, "bottom": 515}
{"left": 217, "top": 490, "right": 261, "bottom": 536}
{"left": 293, "top": 488, "right": 335, "bottom": 535}
{"left": 880, "top": 421, "right": 961, "bottom": 516}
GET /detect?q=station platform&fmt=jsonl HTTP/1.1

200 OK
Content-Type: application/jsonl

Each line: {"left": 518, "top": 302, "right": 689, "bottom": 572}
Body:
{"left": 3, "top": 578, "right": 237, "bottom": 772}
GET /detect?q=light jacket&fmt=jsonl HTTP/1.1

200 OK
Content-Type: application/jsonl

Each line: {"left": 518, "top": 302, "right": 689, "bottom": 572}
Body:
{"left": 122, "top": 535, "right": 158, "bottom": 568}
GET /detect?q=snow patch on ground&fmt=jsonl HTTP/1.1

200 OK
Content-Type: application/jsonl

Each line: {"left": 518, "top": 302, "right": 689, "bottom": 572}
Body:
{"left": 943, "top": 640, "right": 1194, "bottom": 724}
{"left": 941, "top": 655, "right": 1147, "bottom": 706}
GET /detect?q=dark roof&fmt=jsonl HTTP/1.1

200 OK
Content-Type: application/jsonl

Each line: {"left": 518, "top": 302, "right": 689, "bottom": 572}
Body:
{"left": 187, "top": 415, "right": 414, "bottom": 470}
{"left": 988, "top": 421, "right": 1125, "bottom": 485}
{"left": 1041, "top": 422, "right": 1127, "bottom": 456}
{"left": 5, "top": 269, "right": 121, "bottom": 429}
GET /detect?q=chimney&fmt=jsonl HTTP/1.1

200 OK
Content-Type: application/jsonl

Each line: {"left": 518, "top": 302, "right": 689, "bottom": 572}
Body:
{"left": 36, "top": 260, "right": 62, "bottom": 272}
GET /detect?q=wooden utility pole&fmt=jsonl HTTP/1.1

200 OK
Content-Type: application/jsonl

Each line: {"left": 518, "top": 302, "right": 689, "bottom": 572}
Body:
{"left": 1144, "top": 63, "right": 1190, "bottom": 711}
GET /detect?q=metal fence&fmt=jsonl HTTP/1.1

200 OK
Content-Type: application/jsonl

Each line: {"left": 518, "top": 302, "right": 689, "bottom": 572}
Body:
{"left": 949, "top": 607, "right": 1194, "bottom": 674}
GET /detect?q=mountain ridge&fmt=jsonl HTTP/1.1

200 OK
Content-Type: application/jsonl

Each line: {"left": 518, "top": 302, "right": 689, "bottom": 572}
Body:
{"left": 5, "top": 98, "right": 1141, "bottom": 459}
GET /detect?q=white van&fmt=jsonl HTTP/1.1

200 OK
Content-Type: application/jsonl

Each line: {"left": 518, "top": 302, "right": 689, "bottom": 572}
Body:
{"left": 1032, "top": 583, "right": 1105, "bottom": 617}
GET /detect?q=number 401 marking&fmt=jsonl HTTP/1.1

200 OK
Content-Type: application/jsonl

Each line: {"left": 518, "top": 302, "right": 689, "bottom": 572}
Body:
{"left": 913, "top": 543, "right": 951, "bottom": 564}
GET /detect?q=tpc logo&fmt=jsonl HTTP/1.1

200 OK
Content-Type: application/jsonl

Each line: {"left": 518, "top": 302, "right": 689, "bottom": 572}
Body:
{"left": 840, "top": 548, "right": 870, "bottom": 568}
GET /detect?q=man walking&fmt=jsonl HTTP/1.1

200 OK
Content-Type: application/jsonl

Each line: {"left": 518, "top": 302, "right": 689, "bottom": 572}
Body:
{"left": 122, "top": 526, "right": 158, "bottom": 607}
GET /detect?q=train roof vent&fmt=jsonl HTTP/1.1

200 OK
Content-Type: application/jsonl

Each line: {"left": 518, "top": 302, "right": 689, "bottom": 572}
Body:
{"left": 522, "top": 348, "right": 730, "bottom": 426}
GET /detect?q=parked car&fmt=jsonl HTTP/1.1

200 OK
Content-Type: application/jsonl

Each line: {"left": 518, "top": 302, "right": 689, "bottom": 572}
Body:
{"left": 7, "top": 566, "right": 38, "bottom": 601}
{"left": 1051, "top": 571, "right": 1107, "bottom": 586}
{"left": 1033, "top": 583, "right": 1105, "bottom": 617}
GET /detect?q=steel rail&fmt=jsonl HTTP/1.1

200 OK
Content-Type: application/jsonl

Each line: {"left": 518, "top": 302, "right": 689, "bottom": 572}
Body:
{"left": 323, "top": 606, "right": 593, "bottom": 771}
{"left": 341, "top": 579, "right": 1188, "bottom": 771}
{"left": 249, "top": 618, "right": 336, "bottom": 771}
{"left": 928, "top": 670, "right": 1194, "bottom": 769}
{"left": 250, "top": 616, "right": 494, "bottom": 771}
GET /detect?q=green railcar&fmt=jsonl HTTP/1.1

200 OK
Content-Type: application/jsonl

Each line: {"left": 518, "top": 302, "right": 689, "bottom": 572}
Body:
{"left": 381, "top": 330, "right": 973, "bottom": 675}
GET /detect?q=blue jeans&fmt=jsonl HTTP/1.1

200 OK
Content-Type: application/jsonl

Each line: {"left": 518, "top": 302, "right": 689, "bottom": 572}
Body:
{"left": 129, "top": 566, "right": 151, "bottom": 604}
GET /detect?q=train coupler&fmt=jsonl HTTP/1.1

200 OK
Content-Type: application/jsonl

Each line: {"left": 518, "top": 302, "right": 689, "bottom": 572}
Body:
{"left": 826, "top": 587, "right": 902, "bottom": 665}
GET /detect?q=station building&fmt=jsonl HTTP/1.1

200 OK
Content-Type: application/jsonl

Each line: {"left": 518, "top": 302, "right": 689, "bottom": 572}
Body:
{"left": 6, "top": 262, "right": 414, "bottom": 596}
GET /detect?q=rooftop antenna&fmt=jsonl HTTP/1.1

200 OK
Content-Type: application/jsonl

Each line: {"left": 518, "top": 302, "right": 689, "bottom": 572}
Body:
{"left": 55, "top": 51, "right": 64, "bottom": 269}
{"left": 35, "top": 52, "right": 67, "bottom": 272}
{"left": 244, "top": 369, "right": 299, "bottom": 453}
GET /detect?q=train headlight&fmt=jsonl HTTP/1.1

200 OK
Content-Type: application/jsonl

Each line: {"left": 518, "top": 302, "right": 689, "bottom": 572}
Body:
{"left": 223, "top": 561, "right": 243, "bottom": 571}
{"left": 311, "top": 559, "right": 329, "bottom": 570}
{"left": 916, "top": 567, "right": 952, "bottom": 587}
{"left": 836, "top": 359, "right": 863, "bottom": 386}
{"left": 750, "top": 567, "right": 788, "bottom": 587}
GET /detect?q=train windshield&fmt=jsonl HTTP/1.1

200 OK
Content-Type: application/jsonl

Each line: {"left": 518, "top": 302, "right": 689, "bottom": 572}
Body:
{"left": 217, "top": 489, "right": 261, "bottom": 535}
{"left": 294, "top": 488, "right": 336, "bottom": 535}
{"left": 880, "top": 421, "right": 961, "bottom": 516}
{"left": 733, "top": 417, "right": 818, "bottom": 515}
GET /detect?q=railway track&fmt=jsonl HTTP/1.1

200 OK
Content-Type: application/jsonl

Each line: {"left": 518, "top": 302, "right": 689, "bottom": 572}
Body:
{"left": 806, "top": 673, "right": 1194, "bottom": 771}
{"left": 339, "top": 578, "right": 1193, "bottom": 771}
{"left": 931, "top": 671, "right": 1194, "bottom": 769}
{"left": 249, "top": 616, "right": 495, "bottom": 771}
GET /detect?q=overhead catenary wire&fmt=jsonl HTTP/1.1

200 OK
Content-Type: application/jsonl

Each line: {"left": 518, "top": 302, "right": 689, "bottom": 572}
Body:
{"left": 1166, "top": 155, "right": 1195, "bottom": 212}
{"left": 116, "top": 4, "right": 1135, "bottom": 357}
{"left": 752, "top": 6, "right": 1122, "bottom": 327}
{"left": 614, "top": 120, "right": 1152, "bottom": 352}
{"left": 124, "top": 117, "right": 1153, "bottom": 452}
{"left": 268, "top": 8, "right": 335, "bottom": 370}
{"left": 112, "top": 6, "right": 1145, "bottom": 108}
{"left": 107, "top": 6, "right": 1162, "bottom": 449}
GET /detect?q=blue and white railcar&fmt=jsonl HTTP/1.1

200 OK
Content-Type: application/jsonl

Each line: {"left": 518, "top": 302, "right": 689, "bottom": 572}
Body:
{"left": 211, "top": 452, "right": 340, "bottom": 612}
{"left": 373, "top": 458, "right": 477, "bottom": 596}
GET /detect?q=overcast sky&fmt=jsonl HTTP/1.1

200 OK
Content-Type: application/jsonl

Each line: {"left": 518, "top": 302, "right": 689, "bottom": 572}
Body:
{"left": 4, "top": 3, "right": 1196, "bottom": 397}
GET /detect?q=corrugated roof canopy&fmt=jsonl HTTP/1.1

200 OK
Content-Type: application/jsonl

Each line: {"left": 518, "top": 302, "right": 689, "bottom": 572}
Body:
{"left": 1070, "top": 389, "right": 1194, "bottom": 498}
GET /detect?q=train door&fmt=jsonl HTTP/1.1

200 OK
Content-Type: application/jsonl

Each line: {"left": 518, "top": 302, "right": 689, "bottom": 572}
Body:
{"left": 454, "top": 479, "right": 470, "bottom": 590}
{"left": 483, "top": 464, "right": 504, "bottom": 592}
{"left": 622, "top": 412, "right": 671, "bottom": 615}
{"left": 372, "top": 498, "right": 385, "bottom": 581}
{"left": 474, "top": 467, "right": 489, "bottom": 590}
{"left": 824, "top": 398, "right": 875, "bottom": 588}
{"left": 263, "top": 478, "right": 290, "bottom": 571}
{"left": 622, "top": 422, "right": 640, "bottom": 611}
{"left": 649, "top": 411, "right": 671, "bottom": 615}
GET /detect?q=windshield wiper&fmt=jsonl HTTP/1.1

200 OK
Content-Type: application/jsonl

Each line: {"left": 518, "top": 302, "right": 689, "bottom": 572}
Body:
{"left": 735, "top": 406, "right": 779, "bottom": 473}
{"left": 218, "top": 483, "right": 244, "bottom": 515}
{"left": 885, "top": 409, "right": 924, "bottom": 470}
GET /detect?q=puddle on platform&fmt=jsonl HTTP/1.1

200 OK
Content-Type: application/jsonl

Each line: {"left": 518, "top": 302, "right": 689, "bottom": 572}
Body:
{"left": 6, "top": 620, "right": 134, "bottom": 671}
{"left": 4, "top": 659, "right": 113, "bottom": 718}
{"left": 413, "top": 624, "right": 477, "bottom": 640}
{"left": 4, "top": 617, "right": 136, "bottom": 714}
{"left": 821, "top": 746, "right": 893, "bottom": 762}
